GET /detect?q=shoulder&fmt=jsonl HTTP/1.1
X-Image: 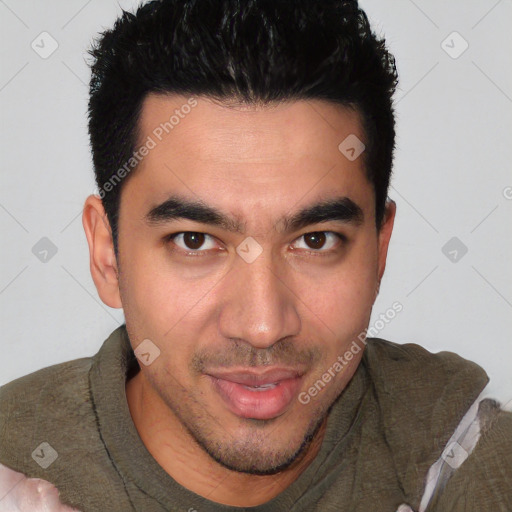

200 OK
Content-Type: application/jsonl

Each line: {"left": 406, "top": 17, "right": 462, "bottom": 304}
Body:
{"left": 364, "top": 337, "right": 487, "bottom": 377}
{"left": 428, "top": 406, "right": 512, "bottom": 511}
{"left": 0, "top": 355, "right": 95, "bottom": 473}
{"left": 0, "top": 355, "right": 93, "bottom": 421}
{"left": 363, "top": 338, "right": 489, "bottom": 401}
{"left": 362, "top": 337, "right": 489, "bottom": 438}
{"left": 0, "top": 326, "right": 135, "bottom": 510}
{"left": 361, "top": 337, "right": 490, "bottom": 508}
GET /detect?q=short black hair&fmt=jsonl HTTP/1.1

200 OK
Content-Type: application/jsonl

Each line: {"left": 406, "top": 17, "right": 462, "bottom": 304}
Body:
{"left": 88, "top": 0, "right": 398, "bottom": 253}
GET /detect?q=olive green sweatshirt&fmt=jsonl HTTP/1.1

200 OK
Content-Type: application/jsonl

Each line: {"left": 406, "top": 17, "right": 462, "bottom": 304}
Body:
{"left": 1, "top": 326, "right": 511, "bottom": 511}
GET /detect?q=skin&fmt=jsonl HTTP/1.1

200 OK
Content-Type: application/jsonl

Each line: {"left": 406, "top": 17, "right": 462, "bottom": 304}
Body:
{"left": 82, "top": 94, "right": 396, "bottom": 506}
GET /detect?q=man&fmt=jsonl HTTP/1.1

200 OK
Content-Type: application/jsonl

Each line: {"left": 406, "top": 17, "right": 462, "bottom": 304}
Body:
{"left": 1, "top": 0, "right": 510, "bottom": 511}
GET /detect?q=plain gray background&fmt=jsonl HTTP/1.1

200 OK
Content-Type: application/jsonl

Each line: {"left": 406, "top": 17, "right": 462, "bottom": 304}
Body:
{"left": 1, "top": 0, "right": 511, "bottom": 407}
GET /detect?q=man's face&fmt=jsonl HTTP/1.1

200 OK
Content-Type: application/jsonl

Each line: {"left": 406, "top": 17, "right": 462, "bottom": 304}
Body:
{"left": 115, "top": 94, "right": 392, "bottom": 474}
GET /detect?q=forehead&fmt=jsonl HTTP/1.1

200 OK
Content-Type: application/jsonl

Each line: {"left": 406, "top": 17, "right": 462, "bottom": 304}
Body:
{"left": 138, "top": 94, "right": 365, "bottom": 165}
{"left": 122, "top": 94, "right": 374, "bottom": 226}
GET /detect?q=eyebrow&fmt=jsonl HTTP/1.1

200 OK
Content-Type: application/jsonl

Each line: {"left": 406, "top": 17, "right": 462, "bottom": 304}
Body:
{"left": 145, "top": 194, "right": 364, "bottom": 234}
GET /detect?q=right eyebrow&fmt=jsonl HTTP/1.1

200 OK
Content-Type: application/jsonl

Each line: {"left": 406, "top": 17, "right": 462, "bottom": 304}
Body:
{"left": 145, "top": 195, "right": 245, "bottom": 233}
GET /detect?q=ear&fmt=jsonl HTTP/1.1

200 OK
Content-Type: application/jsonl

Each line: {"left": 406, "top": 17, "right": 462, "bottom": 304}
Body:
{"left": 82, "top": 195, "right": 122, "bottom": 308}
{"left": 375, "top": 200, "right": 396, "bottom": 296}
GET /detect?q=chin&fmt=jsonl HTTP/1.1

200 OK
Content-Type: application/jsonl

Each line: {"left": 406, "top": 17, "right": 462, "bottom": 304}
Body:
{"left": 191, "top": 409, "right": 326, "bottom": 475}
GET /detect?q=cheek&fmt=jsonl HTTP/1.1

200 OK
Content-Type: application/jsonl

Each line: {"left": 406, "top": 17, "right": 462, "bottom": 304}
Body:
{"left": 337, "top": 259, "right": 378, "bottom": 319}
{"left": 118, "top": 242, "right": 174, "bottom": 336}
{"left": 118, "top": 243, "right": 222, "bottom": 340}
{"left": 296, "top": 238, "right": 379, "bottom": 333}
{"left": 339, "top": 241, "right": 380, "bottom": 328}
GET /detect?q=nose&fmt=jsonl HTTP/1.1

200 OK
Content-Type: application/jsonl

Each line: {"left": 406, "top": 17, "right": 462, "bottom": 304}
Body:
{"left": 217, "top": 248, "right": 301, "bottom": 349}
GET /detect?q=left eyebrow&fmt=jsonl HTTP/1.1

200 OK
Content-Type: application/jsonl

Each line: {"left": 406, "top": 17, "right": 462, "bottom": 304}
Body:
{"left": 280, "top": 197, "right": 364, "bottom": 233}
{"left": 144, "top": 195, "right": 364, "bottom": 234}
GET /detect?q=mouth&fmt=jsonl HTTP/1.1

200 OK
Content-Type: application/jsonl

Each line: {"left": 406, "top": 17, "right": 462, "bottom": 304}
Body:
{"left": 206, "top": 368, "right": 305, "bottom": 420}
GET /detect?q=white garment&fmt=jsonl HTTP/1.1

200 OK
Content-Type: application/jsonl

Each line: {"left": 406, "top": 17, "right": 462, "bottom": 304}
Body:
{"left": 0, "top": 464, "right": 78, "bottom": 512}
{"left": 395, "top": 386, "right": 493, "bottom": 512}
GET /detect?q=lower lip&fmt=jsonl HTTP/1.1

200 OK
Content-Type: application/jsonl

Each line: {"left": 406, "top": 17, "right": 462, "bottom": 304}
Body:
{"left": 209, "top": 376, "right": 303, "bottom": 420}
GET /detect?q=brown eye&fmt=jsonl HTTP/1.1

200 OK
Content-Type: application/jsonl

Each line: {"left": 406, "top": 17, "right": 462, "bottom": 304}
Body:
{"left": 183, "top": 232, "right": 205, "bottom": 250}
{"left": 292, "top": 231, "right": 344, "bottom": 253}
{"left": 304, "top": 232, "right": 327, "bottom": 250}
{"left": 168, "top": 232, "right": 217, "bottom": 253}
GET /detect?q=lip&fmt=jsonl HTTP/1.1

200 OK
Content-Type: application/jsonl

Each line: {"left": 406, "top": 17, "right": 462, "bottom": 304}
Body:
{"left": 206, "top": 368, "right": 304, "bottom": 420}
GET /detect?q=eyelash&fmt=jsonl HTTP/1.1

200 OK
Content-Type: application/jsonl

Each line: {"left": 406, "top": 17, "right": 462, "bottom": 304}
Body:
{"left": 164, "top": 231, "right": 346, "bottom": 257}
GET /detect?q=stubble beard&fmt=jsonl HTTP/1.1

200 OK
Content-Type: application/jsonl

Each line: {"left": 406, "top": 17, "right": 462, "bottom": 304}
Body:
{"left": 156, "top": 378, "right": 331, "bottom": 475}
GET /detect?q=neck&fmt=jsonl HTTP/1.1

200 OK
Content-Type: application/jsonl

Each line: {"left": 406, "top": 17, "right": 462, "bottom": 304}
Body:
{"left": 126, "top": 370, "right": 327, "bottom": 507}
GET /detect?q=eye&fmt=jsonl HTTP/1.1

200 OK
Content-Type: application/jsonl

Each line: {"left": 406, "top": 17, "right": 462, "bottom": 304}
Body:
{"left": 291, "top": 231, "right": 344, "bottom": 253}
{"left": 166, "top": 232, "right": 219, "bottom": 254}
